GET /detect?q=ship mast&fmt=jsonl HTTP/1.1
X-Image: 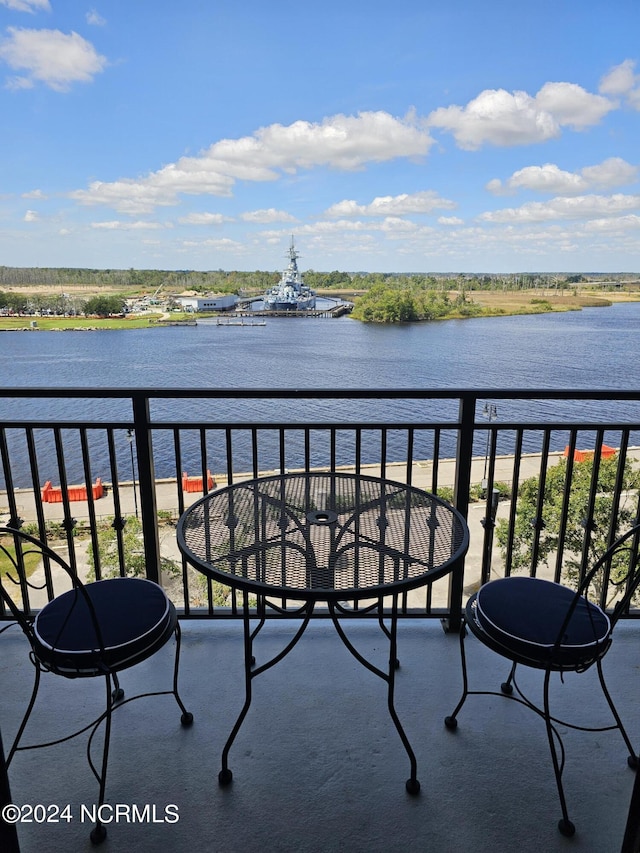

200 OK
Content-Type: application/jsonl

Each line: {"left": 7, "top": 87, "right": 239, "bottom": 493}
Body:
{"left": 288, "top": 235, "right": 300, "bottom": 274}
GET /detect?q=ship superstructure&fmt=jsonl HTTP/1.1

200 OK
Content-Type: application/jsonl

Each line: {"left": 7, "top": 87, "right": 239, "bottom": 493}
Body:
{"left": 263, "top": 237, "right": 316, "bottom": 311}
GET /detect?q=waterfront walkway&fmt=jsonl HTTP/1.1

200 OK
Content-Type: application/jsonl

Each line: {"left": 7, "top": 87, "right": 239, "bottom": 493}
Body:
{"left": 4, "top": 447, "right": 640, "bottom": 609}
{"left": 4, "top": 448, "right": 640, "bottom": 529}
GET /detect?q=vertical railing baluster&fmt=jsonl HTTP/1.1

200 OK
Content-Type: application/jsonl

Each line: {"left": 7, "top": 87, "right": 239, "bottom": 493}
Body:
{"left": 251, "top": 427, "right": 259, "bottom": 478}
{"left": 554, "top": 428, "right": 577, "bottom": 582}
{"left": 0, "top": 429, "right": 21, "bottom": 534}
{"left": 279, "top": 428, "right": 286, "bottom": 474}
{"left": 199, "top": 427, "right": 208, "bottom": 495}
{"left": 225, "top": 427, "right": 234, "bottom": 485}
{"left": 80, "top": 427, "right": 101, "bottom": 582}
{"left": 479, "top": 427, "right": 499, "bottom": 586}
{"left": 447, "top": 394, "right": 475, "bottom": 631}
{"left": 579, "top": 427, "right": 605, "bottom": 579}
{"left": 131, "top": 393, "right": 161, "bottom": 584}
{"left": 173, "top": 427, "right": 191, "bottom": 615}
{"left": 106, "top": 428, "right": 126, "bottom": 579}
{"left": 406, "top": 428, "right": 414, "bottom": 485}
{"left": 304, "top": 427, "right": 310, "bottom": 471}
{"left": 53, "top": 428, "right": 78, "bottom": 572}
{"left": 529, "top": 429, "right": 551, "bottom": 577}
{"left": 503, "top": 429, "right": 523, "bottom": 577}
{"left": 432, "top": 428, "right": 441, "bottom": 494}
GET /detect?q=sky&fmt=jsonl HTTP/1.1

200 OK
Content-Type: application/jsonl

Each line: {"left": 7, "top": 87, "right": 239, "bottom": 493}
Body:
{"left": 0, "top": 1, "right": 639, "bottom": 274}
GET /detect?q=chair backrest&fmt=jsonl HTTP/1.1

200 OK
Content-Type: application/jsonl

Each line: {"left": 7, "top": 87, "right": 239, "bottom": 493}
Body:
{"left": 594, "top": 524, "right": 640, "bottom": 627}
{"left": 560, "top": 524, "right": 640, "bottom": 636}
{"left": 0, "top": 527, "right": 106, "bottom": 655}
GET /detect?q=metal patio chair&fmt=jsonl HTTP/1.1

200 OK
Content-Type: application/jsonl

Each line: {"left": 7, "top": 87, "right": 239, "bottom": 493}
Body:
{"left": 444, "top": 523, "right": 640, "bottom": 837}
{"left": 0, "top": 526, "right": 193, "bottom": 845}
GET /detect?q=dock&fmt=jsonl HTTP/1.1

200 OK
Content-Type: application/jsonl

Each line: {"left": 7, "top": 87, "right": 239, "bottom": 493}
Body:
{"left": 234, "top": 304, "right": 352, "bottom": 319}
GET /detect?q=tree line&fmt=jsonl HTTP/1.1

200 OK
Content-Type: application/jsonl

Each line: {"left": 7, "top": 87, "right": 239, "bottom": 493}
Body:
{"left": 0, "top": 290, "right": 126, "bottom": 317}
{"left": 0, "top": 265, "right": 624, "bottom": 294}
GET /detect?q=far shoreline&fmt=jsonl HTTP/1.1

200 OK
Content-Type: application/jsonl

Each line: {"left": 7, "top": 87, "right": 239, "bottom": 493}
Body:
{"left": 1, "top": 289, "right": 639, "bottom": 331}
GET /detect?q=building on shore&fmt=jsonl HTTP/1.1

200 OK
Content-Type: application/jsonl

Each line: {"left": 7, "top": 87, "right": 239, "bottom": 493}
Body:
{"left": 176, "top": 293, "right": 237, "bottom": 312}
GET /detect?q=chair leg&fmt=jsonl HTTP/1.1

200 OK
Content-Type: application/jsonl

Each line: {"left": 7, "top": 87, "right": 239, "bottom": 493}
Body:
{"left": 172, "top": 622, "right": 193, "bottom": 727}
{"left": 444, "top": 619, "right": 469, "bottom": 729}
{"left": 596, "top": 659, "right": 638, "bottom": 769}
{"left": 111, "top": 672, "right": 124, "bottom": 705}
{"left": 87, "top": 675, "right": 113, "bottom": 845}
{"left": 7, "top": 664, "right": 41, "bottom": 766}
{"left": 500, "top": 661, "right": 517, "bottom": 695}
{"left": 542, "top": 669, "right": 575, "bottom": 837}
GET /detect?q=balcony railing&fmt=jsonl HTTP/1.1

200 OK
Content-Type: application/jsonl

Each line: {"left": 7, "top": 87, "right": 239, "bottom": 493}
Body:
{"left": 1, "top": 388, "right": 640, "bottom": 625}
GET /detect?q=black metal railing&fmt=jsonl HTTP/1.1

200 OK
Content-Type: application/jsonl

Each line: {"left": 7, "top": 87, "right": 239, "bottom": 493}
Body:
{"left": 1, "top": 388, "right": 640, "bottom": 624}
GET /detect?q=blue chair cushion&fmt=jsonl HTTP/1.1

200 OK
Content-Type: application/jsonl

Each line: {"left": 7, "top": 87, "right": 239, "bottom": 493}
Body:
{"left": 474, "top": 576, "right": 611, "bottom": 668}
{"left": 33, "top": 577, "right": 176, "bottom": 676}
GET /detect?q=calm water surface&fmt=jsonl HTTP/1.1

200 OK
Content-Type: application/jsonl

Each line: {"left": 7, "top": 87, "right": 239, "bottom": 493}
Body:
{"left": 3, "top": 301, "right": 639, "bottom": 391}
{"left": 1, "top": 302, "right": 639, "bottom": 483}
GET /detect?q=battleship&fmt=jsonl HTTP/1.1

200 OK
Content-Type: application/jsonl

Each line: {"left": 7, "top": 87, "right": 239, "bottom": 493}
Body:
{"left": 263, "top": 237, "right": 316, "bottom": 311}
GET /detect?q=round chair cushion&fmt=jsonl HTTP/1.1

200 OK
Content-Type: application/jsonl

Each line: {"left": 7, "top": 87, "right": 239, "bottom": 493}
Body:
{"left": 474, "top": 576, "right": 611, "bottom": 668}
{"left": 33, "top": 577, "right": 176, "bottom": 676}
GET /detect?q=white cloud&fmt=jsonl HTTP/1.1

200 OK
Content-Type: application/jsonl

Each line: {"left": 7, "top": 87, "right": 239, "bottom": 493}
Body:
{"left": 0, "top": 27, "right": 107, "bottom": 91}
{"left": 177, "top": 212, "right": 229, "bottom": 225}
{"left": 584, "top": 215, "right": 640, "bottom": 232}
{"left": 600, "top": 59, "right": 637, "bottom": 96}
{"left": 581, "top": 158, "right": 639, "bottom": 189}
{"left": 479, "top": 193, "right": 640, "bottom": 224}
{"left": 325, "top": 190, "right": 455, "bottom": 218}
{"left": 600, "top": 59, "right": 640, "bottom": 111}
{"left": 91, "top": 220, "right": 166, "bottom": 230}
{"left": 0, "top": 0, "right": 51, "bottom": 12}
{"left": 438, "top": 216, "right": 464, "bottom": 225}
{"left": 534, "top": 82, "right": 612, "bottom": 129}
{"left": 22, "top": 188, "right": 47, "bottom": 199}
{"left": 181, "top": 237, "right": 243, "bottom": 251}
{"left": 86, "top": 10, "right": 106, "bottom": 26}
{"left": 379, "top": 217, "right": 420, "bottom": 234}
{"left": 487, "top": 158, "right": 638, "bottom": 195}
{"left": 428, "top": 81, "right": 614, "bottom": 150}
{"left": 70, "top": 111, "right": 434, "bottom": 214}
{"left": 241, "top": 208, "right": 297, "bottom": 223}
{"left": 262, "top": 220, "right": 369, "bottom": 238}
{"left": 23, "top": 209, "right": 38, "bottom": 221}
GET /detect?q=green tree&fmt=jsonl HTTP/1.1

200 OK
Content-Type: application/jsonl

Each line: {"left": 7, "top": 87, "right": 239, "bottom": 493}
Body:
{"left": 83, "top": 295, "right": 126, "bottom": 317}
{"left": 351, "top": 284, "right": 418, "bottom": 322}
{"left": 87, "top": 517, "right": 180, "bottom": 580}
{"left": 496, "top": 456, "right": 640, "bottom": 591}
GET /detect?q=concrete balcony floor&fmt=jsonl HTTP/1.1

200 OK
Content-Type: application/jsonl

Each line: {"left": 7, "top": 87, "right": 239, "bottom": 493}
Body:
{"left": 2, "top": 617, "right": 639, "bottom": 853}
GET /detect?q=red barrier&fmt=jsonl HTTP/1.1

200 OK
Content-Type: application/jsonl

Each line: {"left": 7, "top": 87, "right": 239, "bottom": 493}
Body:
{"left": 562, "top": 444, "right": 616, "bottom": 463}
{"left": 182, "top": 471, "right": 216, "bottom": 493}
{"left": 41, "top": 478, "right": 104, "bottom": 503}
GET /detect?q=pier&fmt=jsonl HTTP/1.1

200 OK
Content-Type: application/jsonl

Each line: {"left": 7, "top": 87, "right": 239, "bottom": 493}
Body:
{"left": 234, "top": 303, "right": 352, "bottom": 318}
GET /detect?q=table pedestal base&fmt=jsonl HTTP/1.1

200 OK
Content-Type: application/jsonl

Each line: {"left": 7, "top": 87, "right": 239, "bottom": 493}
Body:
{"left": 218, "top": 591, "right": 420, "bottom": 795}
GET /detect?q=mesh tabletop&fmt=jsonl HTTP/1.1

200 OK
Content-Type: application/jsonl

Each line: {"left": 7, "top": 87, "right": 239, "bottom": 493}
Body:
{"left": 177, "top": 472, "right": 469, "bottom": 602}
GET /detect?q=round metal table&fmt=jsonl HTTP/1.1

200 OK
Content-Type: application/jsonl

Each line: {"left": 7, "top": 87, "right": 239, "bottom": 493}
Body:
{"left": 177, "top": 471, "right": 469, "bottom": 793}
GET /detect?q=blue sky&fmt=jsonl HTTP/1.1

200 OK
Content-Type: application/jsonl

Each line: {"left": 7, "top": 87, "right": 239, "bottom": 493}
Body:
{"left": 1, "top": 0, "right": 639, "bottom": 273}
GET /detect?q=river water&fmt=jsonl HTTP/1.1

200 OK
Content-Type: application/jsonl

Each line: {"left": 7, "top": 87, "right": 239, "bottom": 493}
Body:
{"left": 1, "top": 301, "right": 639, "bottom": 484}
{"left": 3, "top": 300, "right": 639, "bottom": 390}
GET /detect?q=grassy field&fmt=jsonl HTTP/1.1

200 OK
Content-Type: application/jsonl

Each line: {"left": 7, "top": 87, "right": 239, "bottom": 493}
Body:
{"left": 463, "top": 290, "right": 617, "bottom": 314}
{"left": 0, "top": 314, "right": 164, "bottom": 331}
